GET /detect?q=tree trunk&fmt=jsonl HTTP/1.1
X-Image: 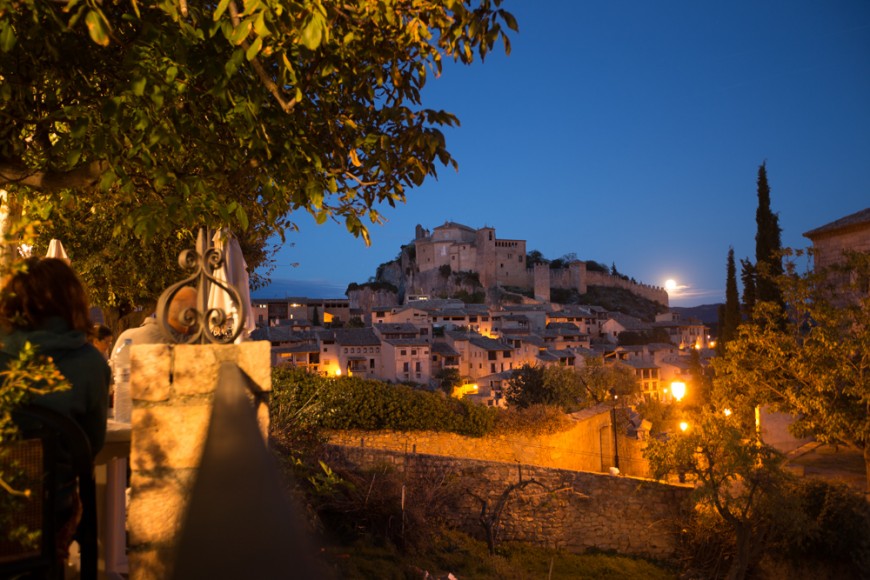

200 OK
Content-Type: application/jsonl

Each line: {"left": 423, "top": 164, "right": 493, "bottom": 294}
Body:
{"left": 864, "top": 445, "right": 870, "bottom": 501}
{"left": 0, "top": 189, "right": 23, "bottom": 271}
{"left": 726, "top": 523, "right": 751, "bottom": 580}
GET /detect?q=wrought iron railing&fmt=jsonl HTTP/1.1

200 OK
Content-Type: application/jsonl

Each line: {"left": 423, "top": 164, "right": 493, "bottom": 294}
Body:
{"left": 156, "top": 229, "right": 248, "bottom": 344}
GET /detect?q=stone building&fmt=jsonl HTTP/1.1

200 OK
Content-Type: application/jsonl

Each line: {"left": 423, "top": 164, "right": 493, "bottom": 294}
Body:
{"left": 407, "top": 221, "right": 668, "bottom": 307}
{"left": 803, "top": 206, "right": 870, "bottom": 271}
{"left": 413, "top": 221, "right": 528, "bottom": 288}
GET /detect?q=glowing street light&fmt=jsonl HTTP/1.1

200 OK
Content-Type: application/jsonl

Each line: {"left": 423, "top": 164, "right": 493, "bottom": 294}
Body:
{"left": 679, "top": 421, "right": 689, "bottom": 432}
{"left": 723, "top": 408, "right": 732, "bottom": 417}
{"left": 670, "top": 381, "right": 686, "bottom": 403}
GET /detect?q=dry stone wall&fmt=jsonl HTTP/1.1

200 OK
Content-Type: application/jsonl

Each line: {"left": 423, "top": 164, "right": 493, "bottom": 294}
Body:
{"left": 325, "top": 445, "right": 690, "bottom": 560}
{"left": 327, "top": 419, "right": 651, "bottom": 478}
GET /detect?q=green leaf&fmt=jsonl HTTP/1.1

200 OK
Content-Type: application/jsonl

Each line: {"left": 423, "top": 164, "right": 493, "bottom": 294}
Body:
{"left": 235, "top": 204, "right": 249, "bottom": 230}
{"left": 245, "top": 36, "right": 262, "bottom": 61}
{"left": 131, "top": 77, "right": 147, "bottom": 96}
{"left": 230, "top": 20, "right": 252, "bottom": 45}
{"left": 301, "top": 13, "right": 323, "bottom": 50}
{"left": 0, "top": 21, "right": 17, "bottom": 53}
{"left": 85, "top": 10, "right": 110, "bottom": 47}
{"left": 253, "top": 11, "right": 269, "bottom": 37}
{"left": 70, "top": 118, "right": 89, "bottom": 140}
{"left": 500, "top": 10, "right": 519, "bottom": 32}
{"left": 213, "top": 0, "right": 230, "bottom": 21}
{"left": 66, "top": 149, "right": 82, "bottom": 167}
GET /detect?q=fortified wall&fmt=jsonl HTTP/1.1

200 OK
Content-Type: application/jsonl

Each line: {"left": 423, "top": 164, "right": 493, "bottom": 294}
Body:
{"left": 372, "top": 222, "right": 670, "bottom": 307}
{"left": 533, "top": 262, "right": 669, "bottom": 307}
{"left": 324, "top": 445, "right": 690, "bottom": 560}
{"left": 585, "top": 271, "right": 669, "bottom": 306}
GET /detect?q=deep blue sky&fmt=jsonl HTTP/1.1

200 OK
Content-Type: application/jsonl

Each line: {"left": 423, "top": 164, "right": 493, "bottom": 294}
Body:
{"left": 255, "top": 1, "right": 870, "bottom": 307}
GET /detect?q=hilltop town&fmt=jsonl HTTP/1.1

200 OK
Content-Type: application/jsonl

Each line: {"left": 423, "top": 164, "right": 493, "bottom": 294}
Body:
{"left": 251, "top": 221, "right": 711, "bottom": 407}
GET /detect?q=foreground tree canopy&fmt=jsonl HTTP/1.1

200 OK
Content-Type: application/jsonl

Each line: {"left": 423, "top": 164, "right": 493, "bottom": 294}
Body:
{"left": 0, "top": 0, "right": 515, "bottom": 306}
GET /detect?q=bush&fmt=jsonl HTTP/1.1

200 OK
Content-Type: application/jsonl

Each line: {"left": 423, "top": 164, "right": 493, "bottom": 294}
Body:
{"left": 673, "top": 477, "right": 870, "bottom": 580}
{"left": 769, "top": 479, "right": 870, "bottom": 577}
{"left": 492, "top": 405, "right": 572, "bottom": 437}
{"left": 271, "top": 368, "right": 497, "bottom": 437}
{"left": 453, "top": 289, "right": 485, "bottom": 304}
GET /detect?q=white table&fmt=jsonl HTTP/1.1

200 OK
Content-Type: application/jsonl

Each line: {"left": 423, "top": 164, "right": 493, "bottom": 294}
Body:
{"left": 94, "top": 419, "right": 131, "bottom": 580}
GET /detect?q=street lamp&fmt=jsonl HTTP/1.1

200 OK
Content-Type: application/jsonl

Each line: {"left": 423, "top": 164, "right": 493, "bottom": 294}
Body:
{"left": 679, "top": 421, "right": 689, "bottom": 432}
{"left": 670, "top": 381, "right": 686, "bottom": 403}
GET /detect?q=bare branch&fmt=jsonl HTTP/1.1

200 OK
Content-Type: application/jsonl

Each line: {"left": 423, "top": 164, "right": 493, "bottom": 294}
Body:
{"left": 0, "top": 160, "right": 109, "bottom": 192}
{"left": 227, "top": 2, "right": 298, "bottom": 114}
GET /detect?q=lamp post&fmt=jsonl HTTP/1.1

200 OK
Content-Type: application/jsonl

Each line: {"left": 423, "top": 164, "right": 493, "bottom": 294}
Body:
{"left": 609, "top": 388, "right": 619, "bottom": 471}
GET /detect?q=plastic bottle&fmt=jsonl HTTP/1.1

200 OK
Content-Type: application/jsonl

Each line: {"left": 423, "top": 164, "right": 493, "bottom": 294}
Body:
{"left": 113, "top": 338, "right": 133, "bottom": 423}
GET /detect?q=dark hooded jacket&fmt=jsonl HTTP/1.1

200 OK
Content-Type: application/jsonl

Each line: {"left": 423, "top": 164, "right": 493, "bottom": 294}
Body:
{"left": 1, "top": 316, "right": 110, "bottom": 457}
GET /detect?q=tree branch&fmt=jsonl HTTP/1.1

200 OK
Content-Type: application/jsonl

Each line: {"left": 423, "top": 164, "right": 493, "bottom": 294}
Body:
{"left": 0, "top": 160, "right": 109, "bottom": 192}
{"left": 227, "top": 2, "right": 298, "bottom": 114}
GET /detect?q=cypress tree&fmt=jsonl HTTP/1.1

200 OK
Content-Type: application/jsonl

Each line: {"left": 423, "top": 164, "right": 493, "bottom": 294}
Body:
{"left": 754, "top": 162, "right": 784, "bottom": 309}
{"left": 740, "top": 258, "right": 756, "bottom": 315}
{"left": 722, "top": 248, "right": 740, "bottom": 345}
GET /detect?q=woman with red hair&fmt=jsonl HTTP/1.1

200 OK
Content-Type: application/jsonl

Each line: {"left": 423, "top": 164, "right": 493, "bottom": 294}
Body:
{"left": 0, "top": 257, "right": 110, "bottom": 564}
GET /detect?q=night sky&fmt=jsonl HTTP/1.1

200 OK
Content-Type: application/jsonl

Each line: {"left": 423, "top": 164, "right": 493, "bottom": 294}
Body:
{"left": 254, "top": 1, "right": 870, "bottom": 307}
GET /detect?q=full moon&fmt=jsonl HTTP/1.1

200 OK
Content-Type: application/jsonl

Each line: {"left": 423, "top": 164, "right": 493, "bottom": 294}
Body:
{"left": 664, "top": 279, "right": 678, "bottom": 292}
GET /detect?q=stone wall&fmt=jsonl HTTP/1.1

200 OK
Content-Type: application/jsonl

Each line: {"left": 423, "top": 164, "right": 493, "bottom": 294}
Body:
{"left": 127, "top": 341, "right": 271, "bottom": 580}
{"left": 326, "top": 410, "right": 650, "bottom": 478}
{"left": 586, "top": 271, "right": 669, "bottom": 306}
{"left": 324, "top": 446, "right": 691, "bottom": 560}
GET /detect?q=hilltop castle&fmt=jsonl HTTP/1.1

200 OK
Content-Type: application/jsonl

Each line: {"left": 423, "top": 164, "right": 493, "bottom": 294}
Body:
{"left": 395, "top": 221, "right": 668, "bottom": 306}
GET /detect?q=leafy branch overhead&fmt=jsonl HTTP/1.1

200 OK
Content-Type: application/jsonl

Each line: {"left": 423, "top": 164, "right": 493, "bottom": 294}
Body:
{"left": 0, "top": 0, "right": 517, "bottom": 243}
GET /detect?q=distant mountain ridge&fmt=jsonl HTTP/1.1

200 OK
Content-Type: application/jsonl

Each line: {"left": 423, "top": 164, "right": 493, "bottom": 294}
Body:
{"left": 251, "top": 278, "right": 348, "bottom": 299}
{"left": 671, "top": 304, "right": 722, "bottom": 325}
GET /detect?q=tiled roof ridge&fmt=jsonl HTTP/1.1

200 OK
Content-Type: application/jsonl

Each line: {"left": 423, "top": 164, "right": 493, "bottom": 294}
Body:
{"left": 803, "top": 207, "right": 870, "bottom": 238}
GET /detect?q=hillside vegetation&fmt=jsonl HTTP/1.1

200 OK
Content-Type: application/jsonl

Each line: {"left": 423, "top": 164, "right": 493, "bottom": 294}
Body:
{"left": 553, "top": 285, "right": 667, "bottom": 322}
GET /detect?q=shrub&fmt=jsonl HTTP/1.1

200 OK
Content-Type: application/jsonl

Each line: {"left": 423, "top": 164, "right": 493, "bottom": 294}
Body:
{"left": 769, "top": 479, "right": 870, "bottom": 577}
{"left": 270, "top": 368, "right": 497, "bottom": 436}
{"left": 492, "top": 405, "right": 572, "bottom": 437}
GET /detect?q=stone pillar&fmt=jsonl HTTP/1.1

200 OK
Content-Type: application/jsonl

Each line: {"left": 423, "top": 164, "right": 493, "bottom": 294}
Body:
{"left": 533, "top": 263, "right": 550, "bottom": 302}
{"left": 571, "top": 261, "right": 587, "bottom": 295}
{"left": 127, "top": 341, "right": 271, "bottom": 579}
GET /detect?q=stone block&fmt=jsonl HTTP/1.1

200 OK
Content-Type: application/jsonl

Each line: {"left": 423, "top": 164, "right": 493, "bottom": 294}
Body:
{"left": 173, "top": 342, "right": 271, "bottom": 397}
{"left": 130, "top": 344, "right": 172, "bottom": 402}
{"left": 128, "top": 545, "right": 175, "bottom": 580}
{"left": 131, "top": 405, "right": 211, "bottom": 470}
{"left": 128, "top": 470, "right": 194, "bottom": 545}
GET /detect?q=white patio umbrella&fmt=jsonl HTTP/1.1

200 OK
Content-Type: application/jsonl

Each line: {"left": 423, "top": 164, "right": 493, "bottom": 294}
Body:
{"left": 207, "top": 229, "right": 254, "bottom": 343}
{"left": 45, "top": 238, "right": 70, "bottom": 263}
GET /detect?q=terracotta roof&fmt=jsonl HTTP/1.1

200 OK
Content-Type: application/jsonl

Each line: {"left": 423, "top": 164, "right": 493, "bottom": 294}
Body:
{"left": 569, "top": 402, "right": 612, "bottom": 422}
{"left": 431, "top": 342, "right": 460, "bottom": 356}
{"left": 506, "top": 334, "right": 545, "bottom": 347}
{"left": 617, "top": 359, "right": 658, "bottom": 370}
{"left": 383, "top": 338, "right": 430, "bottom": 347}
{"left": 604, "top": 313, "right": 650, "bottom": 331}
{"left": 803, "top": 207, "right": 870, "bottom": 239}
{"left": 272, "top": 343, "right": 318, "bottom": 354}
{"left": 433, "top": 221, "right": 477, "bottom": 233}
{"left": 374, "top": 322, "right": 420, "bottom": 334}
{"left": 326, "top": 328, "right": 381, "bottom": 346}
{"left": 468, "top": 336, "right": 513, "bottom": 351}
{"left": 536, "top": 351, "right": 560, "bottom": 362}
